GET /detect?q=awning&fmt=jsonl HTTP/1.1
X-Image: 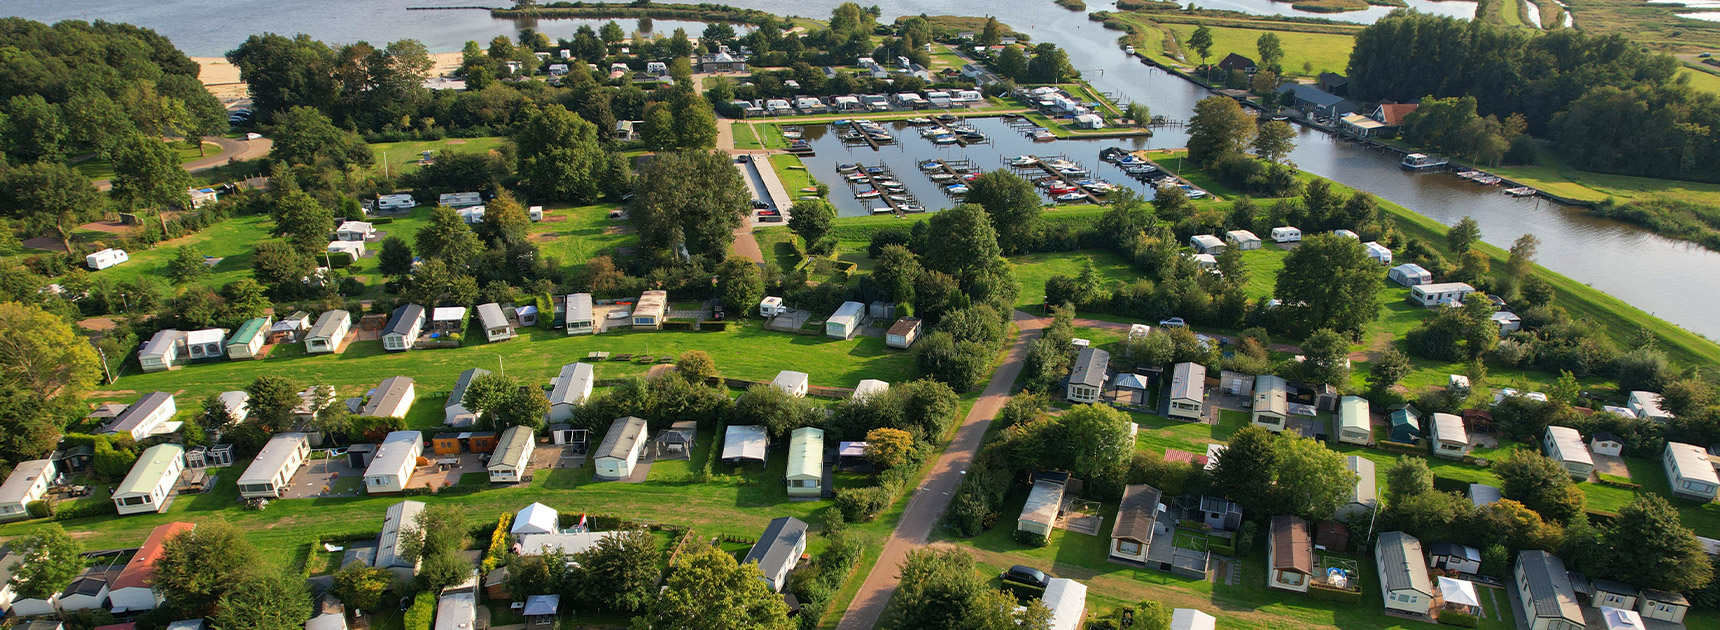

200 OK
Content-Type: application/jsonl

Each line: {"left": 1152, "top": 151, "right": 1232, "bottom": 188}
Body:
{"left": 1438, "top": 577, "right": 1481, "bottom": 608}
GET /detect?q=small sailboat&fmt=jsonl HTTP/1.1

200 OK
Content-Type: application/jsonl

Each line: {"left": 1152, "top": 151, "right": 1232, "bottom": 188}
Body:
{"left": 1011, "top": 156, "right": 1038, "bottom": 167}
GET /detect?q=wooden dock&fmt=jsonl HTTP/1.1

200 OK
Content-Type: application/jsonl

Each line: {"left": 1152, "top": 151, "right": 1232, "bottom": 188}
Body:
{"left": 1007, "top": 154, "right": 1102, "bottom": 205}
{"left": 843, "top": 164, "right": 922, "bottom": 216}
{"left": 919, "top": 158, "right": 976, "bottom": 199}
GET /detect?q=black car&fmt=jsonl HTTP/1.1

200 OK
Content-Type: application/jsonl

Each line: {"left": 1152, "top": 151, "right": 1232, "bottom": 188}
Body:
{"left": 1000, "top": 565, "right": 1049, "bottom": 589}
{"left": 751, "top": 199, "right": 771, "bottom": 209}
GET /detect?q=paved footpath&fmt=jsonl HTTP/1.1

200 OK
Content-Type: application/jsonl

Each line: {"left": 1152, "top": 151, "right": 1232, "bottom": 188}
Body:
{"left": 835, "top": 309, "right": 1047, "bottom": 630}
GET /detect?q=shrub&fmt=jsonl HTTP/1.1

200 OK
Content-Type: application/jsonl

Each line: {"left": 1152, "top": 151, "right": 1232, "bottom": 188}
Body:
{"left": 482, "top": 512, "right": 513, "bottom": 573}
{"left": 834, "top": 486, "right": 891, "bottom": 522}
{"left": 52, "top": 497, "right": 116, "bottom": 521}
{"left": 1013, "top": 530, "right": 1049, "bottom": 547}
{"left": 1437, "top": 611, "right": 1479, "bottom": 627}
{"left": 403, "top": 591, "right": 436, "bottom": 629}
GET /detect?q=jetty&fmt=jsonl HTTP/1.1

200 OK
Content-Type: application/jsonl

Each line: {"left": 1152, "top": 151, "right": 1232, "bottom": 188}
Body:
{"left": 841, "top": 164, "right": 922, "bottom": 216}
{"left": 1007, "top": 154, "right": 1103, "bottom": 205}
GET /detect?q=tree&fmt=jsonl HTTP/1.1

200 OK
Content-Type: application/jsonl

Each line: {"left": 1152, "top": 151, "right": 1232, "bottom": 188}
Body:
{"left": 1272, "top": 434, "right": 1356, "bottom": 521}
{"left": 1256, "top": 33, "right": 1285, "bottom": 71}
{"left": 912, "top": 331, "right": 992, "bottom": 392}
{"left": 2, "top": 95, "right": 67, "bottom": 163}
{"left": 1494, "top": 449, "right": 1585, "bottom": 523}
{"left": 1275, "top": 234, "right": 1382, "bottom": 336}
{"left": 886, "top": 547, "right": 1032, "bottom": 630}
{"left": 980, "top": 17, "right": 1004, "bottom": 46}
{"left": 198, "top": 393, "right": 237, "bottom": 433}
{"left": 675, "top": 350, "right": 719, "bottom": 384}
{"left": 734, "top": 384, "right": 817, "bottom": 438}
{"left": 1604, "top": 495, "right": 1713, "bottom": 591}
{"left": 1188, "top": 25, "right": 1214, "bottom": 67}
{"left": 11, "top": 524, "right": 83, "bottom": 599}
{"left": 669, "top": 86, "right": 719, "bottom": 149}
{"left": 378, "top": 236, "right": 414, "bottom": 276}
{"left": 630, "top": 151, "right": 751, "bottom": 258}
{"left": 0, "top": 302, "right": 101, "bottom": 404}
{"left": 250, "top": 241, "right": 313, "bottom": 297}
{"left": 966, "top": 170, "right": 1041, "bottom": 254}
{"left": 572, "top": 529, "right": 659, "bottom": 612}
{"left": 1367, "top": 348, "right": 1412, "bottom": 394}
{"left": 1211, "top": 426, "right": 1278, "bottom": 514}
{"left": 212, "top": 570, "right": 310, "bottom": 630}
{"left": 479, "top": 191, "right": 531, "bottom": 246}
{"left": 994, "top": 46, "right": 1028, "bottom": 81}
{"left": 1187, "top": 96, "right": 1256, "bottom": 168}
{"left": 1507, "top": 233, "right": 1539, "bottom": 278}
{"left": 1025, "top": 43, "right": 1077, "bottom": 84}
{"left": 154, "top": 522, "right": 259, "bottom": 616}
{"left": 110, "top": 134, "right": 192, "bottom": 211}
{"left": 1298, "top": 328, "right": 1352, "bottom": 386}
{"left": 716, "top": 256, "right": 764, "bottom": 316}
{"left": 640, "top": 104, "right": 675, "bottom": 150}
{"left": 629, "top": 544, "right": 790, "bottom": 630}
{"left": 787, "top": 199, "right": 836, "bottom": 256}
{"left": 168, "top": 246, "right": 210, "bottom": 283}
{"left": 1447, "top": 216, "right": 1481, "bottom": 253}
{"left": 466, "top": 373, "right": 549, "bottom": 431}
{"left": 0, "top": 162, "right": 103, "bottom": 251}
{"left": 331, "top": 565, "right": 394, "bottom": 612}
{"left": 1253, "top": 120, "right": 1296, "bottom": 165}
{"left": 269, "top": 106, "right": 371, "bottom": 168}
{"left": 246, "top": 374, "right": 301, "bottom": 431}
{"left": 416, "top": 206, "right": 484, "bottom": 267}
{"left": 1136, "top": 601, "right": 1172, "bottom": 630}
{"left": 1054, "top": 404, "right": 1134, "bottom": 482}
{"left": 922, "top": 204, "right": 1001, "bottom": 277}
{"left": 515, "top": 104, "right": 607, "bottom": 203}
{"left": 865, "top": 428, "right": 914, "bottom": 470}
{"left": 271, "top": 191, "right": 335, "bottom": 255}
{"left": 1385, "top": 455, "right": 1434, "bottom": 506}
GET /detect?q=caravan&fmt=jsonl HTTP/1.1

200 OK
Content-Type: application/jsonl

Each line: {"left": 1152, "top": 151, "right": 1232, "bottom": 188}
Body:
{"left": 86, "top": 248, "right": 130, "bottom": 270}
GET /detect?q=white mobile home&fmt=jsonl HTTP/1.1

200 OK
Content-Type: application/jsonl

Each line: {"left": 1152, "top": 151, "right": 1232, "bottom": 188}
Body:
{"left": 1340, "top": 456, "right": 1377, "bottom": 521}
{"left": 1018, "top": 474, "right": 1068, "bottom": 538}
{"left": 632, "top": 290, "right": 667, "bottom": 329}
{"left": 477, "top": 302, "right": 513, "bottom": 342}
{"left": 1337, "top": 396, "right": 1371, "bottom": 445}
{"left": 362, "top": 376, "right": 417, "bottom": 419}
{"left": 305, "top": 310, "right": 351, "bottom": 354}
{"left": 1189, "top": 234, "right": 1225, "bottom": 254}
{"left": 444, "top": 368, "right": 489, "bottom": 427}
{"left": 382, "top": 304, "right": 425, "bottom": 351}
{"left": 786, "top": 427, "right": 824, "bottom": 498}
{"left": 1389, "top": 263, "right": 1433, "bottom": 287}
{"left": 1271, "top": 226, "right": 1301, "bottom": 243}
{"left": 225, "top": 316, "right": 271, "bottom": 359}
{"left": 758, "top": 296, "right": 786, "bottom": 317}
{"left": 1374, "top": 531, "right": 1434, "bottom": 616}
{"left": 183, "top": 328, "right": 226, "bottom": 360}
{"left": 1431, "top": 413, "right": 1471, "bottom": 458}
{"left": 0, "top": 459, "right": 54, "bottom": 520}
{"left": 1226, "top": 230, "right": 1262, "bottom": 250}
{"left": 377, "top": 193, "right": 417, "bottom": 212}
{"left": 1543, "top": 426, "right": 1595, "bottom": 479}
{"left": 488, "top": 425, "right": 535, "bottom": 483}
{"left": 108, "top": 392, "right": 177, "bottom": 441}
{"left": 237, "top": 433, "right": 309, "bottom": 498}
{"left": 376, "top": 500, "right": 425, "bottom": 579}
{"left": 565, "top": 293, "right": 594, "bottom": 335}
{"left": 1252, "top": 375, "right": 1290, "bottom": 432}
{"left": 113, "top": 444, "right": 185, "bottom": 515}
{"left": 1168, "top": 362, "right": 1207, "bottom": 421}
{"left": 594, "top": 416, "right": 649, "bottom": 481}
{"left": 1409, "top": 282, "right": 1476, "bottom": 307}
{"left": 772, "top": 370, "right": 810, "bottom": 398}
{"left": 1628, "top": 390, "right": 1674, "bottom": 423}
{"left": 547, "top": 362, "right": 595, "bottom": 422}
{"left": 1515, "top": 551, "right": 1584, "bottom": 630}
{"left": 743, "top": 517, "right": 808, "bottom": 593}
{"left": 138, "top": 329, "right": 186, "bottom": 372}
{"left": 336, "top": 220, "right": 374, "bottom": 241}
{"left": 1664, "top": 441, "right": 1720, "bottom": 501}
{"left": 439, "top": 192, "right": 482, "bottom": 208}
{"left": 1066, "top": 347, "right": 1109, "bottom": 404}
{"left": 85, "top": 248, "right": 129, "bottom": 270}
{"left": 852, "top": 379, "right": 890, "bottom": 401}
{"left": 326, "top": 240, "right": 365, "bottom": 262}
{"left": 1042, "top": 578, "right": 1088, "bottom": 630}
{"left": 722, "top": 425, "right": 769, "bottom": 465}
{"left": 364, "top": 431, "right": 423, "bottom": 493}
{"left": 826, "top": 301, "right": 866, "bottom": 339}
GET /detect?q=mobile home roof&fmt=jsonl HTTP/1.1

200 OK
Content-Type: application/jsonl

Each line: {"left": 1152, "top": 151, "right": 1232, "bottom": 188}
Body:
{"left": 308, "top": 310, "right": 349, "bottom": 338}
{"left": 786, "top": 427, "right": 824, "bottom": 480}
{"left": 549, "top": 363, "right": 594, "bottom": 406}
{"left": 477, "top": 302, "right": 508, "bottom": 329}
{"left": 237, "top": 433, "right": 308, "bottom": 486}
{"left": 115, "top": 444, "right": 184, "bottom": 496}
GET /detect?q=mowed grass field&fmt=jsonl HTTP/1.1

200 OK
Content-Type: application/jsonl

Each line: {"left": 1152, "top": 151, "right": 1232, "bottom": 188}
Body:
{"left": 1680, "top": 66, "right": 1720, "bottom": 95}
{"left": 1158, "top": 23, "right": 1357, "bottom": 76}
{"left": 1487, "top": 141, "right": 1720, "bottom": 204}
{"left": 367, "top": 136, "right": 509, "bottom": 176}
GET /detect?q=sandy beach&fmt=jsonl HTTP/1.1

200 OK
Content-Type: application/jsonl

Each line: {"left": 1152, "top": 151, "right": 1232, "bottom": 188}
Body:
{"left": 193, "top": 52, "right": 465, "bottom": 103}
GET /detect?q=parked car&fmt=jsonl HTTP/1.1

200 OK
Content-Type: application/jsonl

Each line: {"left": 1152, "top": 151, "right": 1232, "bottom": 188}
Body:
{"left": 1158, "top": 317, "right": 1187, "bottom": 329}
{"left": 1000, "top": 565, "right": 1049, "bottom": 589}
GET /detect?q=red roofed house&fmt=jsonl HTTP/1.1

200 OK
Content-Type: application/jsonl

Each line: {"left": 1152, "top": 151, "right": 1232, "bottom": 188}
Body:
{"left": 109, "top": 522, "right": 195, "bottom": 613}
{"left": 1373, "top": 103, "right": 1417, "bottom": 133}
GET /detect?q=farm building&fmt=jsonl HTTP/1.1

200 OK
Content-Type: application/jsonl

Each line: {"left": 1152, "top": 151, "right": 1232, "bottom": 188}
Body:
{"left": 305, "top": 310, "right": 351, "bottom": 354}
{"left": 547, "top": 363, "right": 596, "bottom": 422}
{"left": 113, "top": 444, "right": 185, "bottom": 516}
{"left": 364, "top": 431, "right": 423, "bottom": 493}
{"left": 594, "top": 417, "right": 649, "bottom": 481}
{"left": 1389, "top": 263, "right": 1433, "bottom": 287}
{"left": 826, "top": 301, "right": 866, "bottom": 339}
{"left": 236, "top": 433, "right": 309, "bottom": 499}
{"left": 488, "top": 426, "right": 535, "bottom": 483}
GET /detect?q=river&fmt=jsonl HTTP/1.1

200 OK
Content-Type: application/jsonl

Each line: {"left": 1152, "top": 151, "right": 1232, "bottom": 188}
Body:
{"left": 8, "top": 0, "right": 1720, "bottom": 338}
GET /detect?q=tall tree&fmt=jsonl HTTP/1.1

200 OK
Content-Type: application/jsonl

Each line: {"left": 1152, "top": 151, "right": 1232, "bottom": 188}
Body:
{"left": 1186, "top": 96, "right": 1256, "bottom": 168}
{"left": 571, "top": 529, "right": 659, "bottom": 612}
{"left": 270, "top": 191, "right": 335, "bottom": 256}
{"left": 921, "top": 204, "right": 1001, "bottom": 278}
{"left": 0, "top": 162, "right": 104, "bottom": 251}
{"left": 980, "top": 17, "right": 1004, "bottom": 46}
{"left": 1052, "top": 404, "right": 1134, "bottom": 482}
{"left": 2, "top": 95, "right": 67, "bottom": 163}
{"left": 1384, "top": 455, "right": 1434, "bottom": 506}
{"left": 246, "top": 374, "right": 301, "bottom": 431}
{"left": 873, "top": 244, "right": 922, "bottom": 304}
{"left": 154, "top": 522, "right": 260, "bottom": 616}
{"left": 331, "top": 565, "right": 392, "bottom": 612}
{"left": 1604, "top": 495, "right": 1714, "bottom": 591}
{"left": 629, "top": 150, "right": 750, "bottom": 259}
{"left": 268, "top": 106, "right": 371, "bottom": 168}
{"left": 1252, "top": 120, "right": 1296, "bottom": 165}
{"left": 787, "top": 199, "right": 837, "bottom": 256}
{"left": 514, "top": 104, "right": 606, "bottom": 203}
{"left": 965, "top": 170, "right": 1041, "bottom": 254}
{"left": 1256, "top": 33, "right": 1285, "bottom": 71}
{"left": 716, "top": 256, "right": 764, "bottom": 316}
{"left": 110, "top": 134, "right": 192, "bottom": 211}
{"left": 630, "top": 544, "right": 790, "bottom": 630}
{"left": 416, "top": 206, "right": 484, "bottom": 267}
{"left": 1211, "top": 425, "right": 1278, "bottom": 514}
{"left": 0, "top": 302, "right": 101, "bottom": 404}
{"left": 886, "top": 547, "right": 1044, "bottom": 630}
{"left": 1446, "top": 216, "right": 1481, "bottom": 253}
{"left": 1274, "top": 235, "right": 1382, "bottom": 336}
{"left": 378, "top": 236, "right": 414, "bottom": 276}
{"left": 10, "top": 524, "right": 83, "bottom": 599}
{"left": 1188, "top": 25, "right": 1214, "bottom": 67}
{"left": 1271, "top": 434, "right": 1356, "bottom": 521}
{"left": 212, "top": 570, "right": 311, "bottom": 630}
{"left": 1494, "top": 449, "right": 1585, "bottom": 523}
{"left": 1366, "top": 348, "right": 1412, "bottom": 394}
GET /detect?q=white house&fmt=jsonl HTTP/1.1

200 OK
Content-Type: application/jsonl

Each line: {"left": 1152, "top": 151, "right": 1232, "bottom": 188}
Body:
{"left": 1590, "top": 431, "right": 1624, "bottom": 457}
{"left": 108, "top": 521, "right": 194, "bottom": 613}
{"left": 477, "top": 302, "right": 513, "bottom": 342}
{"left": 1364, "top": 241, "right": 1393, "bottom": 264}
{"left": 488, "top": 425, "right": 534, "bottom": 483}
{"left": 826, "top": 301, "right": 866, "bottom": 339}
{"left": 336, "top": 221, "right": 374, "bottom": 241}
{"left": 594, "top": 417, "right": 648, "bottom": 481}
{"left": 57, "top": 569, "right": 111, "bottom": 613}
{"left": 1515, "top": 551, "right": 1584, "bottom": 630}
{"left": 214, "top": 390, "right": 248, "bottom": 424}
{"left": 1664, "top": 441, "right": 1720, "bottom": 501}
{"left": 0, "top": 459, "right": 54, "bottom": 520}
{"left": 743, "top": 517, "right": 808, "bottom": 593}
{"left": 786, "top": 427, "right": 825, "bottom": 499}
{"left": 138, "top": 329, "right": 186, "bottom": 372}
{"left": 381, "top": 304, "right": 425, "bottom": 351}
{"left": 1168, "top": 362, "right": 1207, "bottom": 421}
{"left": 1337, "top": 396, "right": 1371, "bottom": 445}
{"left": 237, "top": 433, "right": 309, "bottom": 499}
{"left": 1190, "top": 234, "right": 1225, "bottom": 254}
{"left": 364, "top": 431, "right": 423, "bottom": 493}
{"left": 113, "top": 444, "right": 185, "bottom": 515}
{"left": 108, "top": 392, "right": 177, "bottom": 441}
{"left": 305, "top": 310, "right": 351, "bottom": 354}
{"left": 1389, "top": 263, "right": 1433, "bottom": 287}
{"left": 1430, "top": 412, "right": 1471, "bottom": 458}
{"left": 1375, "top": 531, "right": 1433, "bottom": 616}
{"left": 1226, "top": 230, "right": 1262, "bottom": 250}
{"left": 225, "top": 316, "right": 271, "bottom": 359}
{"left": 1066, "top": 347, "right": 1109, "bottom": 404}
{"left": 1333, "top": 229, "right": 1360, "bottom": 239}
{"left": 772, "top": 370, "right": 810, "bottom": 398}
{"left": 1543, "top": 426, "right": 1595, "bottom": 479}
{"left": 1638, "top": 590, "right": 1689, "bottom": 624}
{"left": 722, "top": 425, "right": 769, "bottom": 465}
{"left": 85, "top": 248, "right": 129, "bottom": 270}
{"left": 1628, "top": 390, "right": 1674, "bottom": 423}
{"left": 1409, "top": 282, "right": 1476, "bottom": 307}
{"left": 565, "top": 293, "right": 594, "bottom": 335}
{"left": 1042, "top": 578, "right": 1088, "bottom": 630}
{"left": 547, "top": 362, "right": 595, "bottom": 422}
{"left": 1339, "top": 456, "right": 1377, "bottom": 521}
{"left": 1271, "top": 226, "right": 1301, "bottom": 243}
{"left": 1251, "top": 374, "right": 1289, "bottom": 432}
{"left": 444, "top": 368, "right": 489, "bottom": 427}
{"left": 361, "top": 376, "right": 416, "bottom": 419}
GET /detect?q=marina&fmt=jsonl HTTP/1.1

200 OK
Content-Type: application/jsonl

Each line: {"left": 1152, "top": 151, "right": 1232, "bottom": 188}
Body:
{"left": 838, "top": 163, "right": 924, "bottom": 216}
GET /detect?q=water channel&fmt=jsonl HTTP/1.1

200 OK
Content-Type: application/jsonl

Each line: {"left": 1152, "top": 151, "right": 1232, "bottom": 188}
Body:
{"left": 8, "top": 0, "right": 1720, "bottom": 337}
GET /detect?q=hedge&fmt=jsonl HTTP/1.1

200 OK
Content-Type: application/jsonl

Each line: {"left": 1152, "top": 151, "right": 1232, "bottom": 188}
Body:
{"left": 1438, "top": 611, "right": 1479, "bottom": 627}
{"left": 1014, "top": 530, "right": 1050, "bottom": 547}
{"left": 1308, "top": 583, "right": 1363, "bottom": 604}
{"left": 403, "top": 591, "right": 436, "bottom": 630}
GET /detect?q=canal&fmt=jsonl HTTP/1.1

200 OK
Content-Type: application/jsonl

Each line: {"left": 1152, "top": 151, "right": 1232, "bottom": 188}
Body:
{"left": 9, "top": 0, "right": 1720, "bottom": 337}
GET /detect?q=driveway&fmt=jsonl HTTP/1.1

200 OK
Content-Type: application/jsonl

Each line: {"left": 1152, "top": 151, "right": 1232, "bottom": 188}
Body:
{"left": 834, "top": 309, "right": 1046, "bottom": 630}
{"left": 92, "top": 135, "right": 272, "bottom": 191}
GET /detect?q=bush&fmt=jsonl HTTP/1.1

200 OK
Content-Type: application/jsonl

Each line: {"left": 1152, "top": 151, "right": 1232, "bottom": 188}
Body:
{"left": 403, "top": 591, "right": 436, "bottom": 629}
{"left": 482, "top": 512, "right": 513, "bottom": 573}
{"left": 1013, "top": 530, "right": 1049, "bottom": 547}
{"left": 26, "top": 499, "right": 49, "bottom": 519}
{"left": 52, "top": 497, "right": 117, "bottom": 521}
{"left": 834, "top": 486, "right": 891, "bottom": 522}
{"left": 1437, "top": 611, "right": 1480, "bottom": 627}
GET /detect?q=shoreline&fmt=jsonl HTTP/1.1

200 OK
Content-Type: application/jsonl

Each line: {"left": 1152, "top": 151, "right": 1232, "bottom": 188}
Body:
{"left": 192, "top": 52, "right": 465, "bottom": 103}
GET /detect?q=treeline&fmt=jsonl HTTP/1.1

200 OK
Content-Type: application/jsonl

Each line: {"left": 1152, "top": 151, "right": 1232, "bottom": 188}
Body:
{"left": 495, "top": 1, "right": 795, "bottom": 29}
{"left": 1348, "top": 11, "right": 1720, "bottom": 182}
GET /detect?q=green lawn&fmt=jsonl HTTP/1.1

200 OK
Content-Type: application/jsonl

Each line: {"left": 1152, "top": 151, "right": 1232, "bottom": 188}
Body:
{"left": 528, "top": 202, "right": 637, "bottom": 277}
{"left": 1487, "top": 141, "right": 1720, "bottom": 205}
{"left": 1008, "top": 249, "right": 1137, "bottom": 311}
{"left": 368, "top": 136, "right": 510, "bottom": 177}
{"left": 768, "top": 153, "right": 824, "bottom": 199}
{"left": 77, "top": 212, "right": 276, "bottom": 289}
{"left": 732, "top": 122, "right": 762, "bottom": 150}
{"left": 1160, "top": 24, "right": 1356, "bottom": 76}
{"left": 1680, "top": 66, "right": 1720, "bottom": 95}
{"left": 71, "top": 142, "right": 221, "bottom": 180}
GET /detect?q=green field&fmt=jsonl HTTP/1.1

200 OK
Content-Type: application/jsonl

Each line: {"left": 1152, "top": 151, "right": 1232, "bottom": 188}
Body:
{"left": 70, "top": 142, "right": 221, "bottom": 181}
{"left": 732, "top": 122, "right": 763, "bottom": 150}
{"left": 1487, "top": 140, "right": 1720, "bottom": 205}
{"left": 528, "top": 202, "right": 637, "bottom": 277}
{"left": 1680, "top": 66, "right": 1720, "bottom": 94}
{"left": 368, "top": 136, "right": 510, "bottom": 177}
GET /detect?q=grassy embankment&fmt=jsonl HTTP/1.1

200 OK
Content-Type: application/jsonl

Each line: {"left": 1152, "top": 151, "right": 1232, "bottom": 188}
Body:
{"left": 70, "top": 142, "right": 222, "bottom": 180}
{"left": 1681, "top": 65, "right": 1720, "bottom": 94}
{"left": 1105, "top": 11, "right": 1360, "bottom": 77}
